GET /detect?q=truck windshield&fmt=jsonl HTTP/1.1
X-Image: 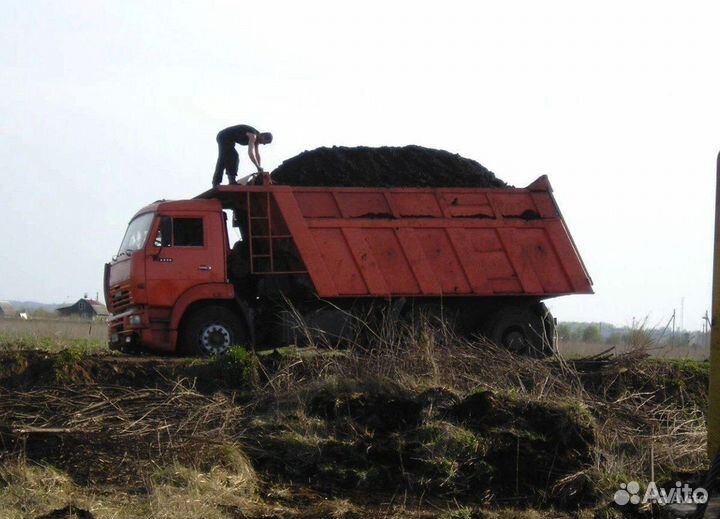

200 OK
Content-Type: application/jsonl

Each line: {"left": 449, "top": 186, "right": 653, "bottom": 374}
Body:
{"left": 117, "top": 213, "right": 154, "bottom": 256}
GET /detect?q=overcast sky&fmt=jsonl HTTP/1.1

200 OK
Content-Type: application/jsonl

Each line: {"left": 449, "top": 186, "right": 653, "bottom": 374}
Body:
{"left": 1, "top": 1, "right": 719, "bottom": 329}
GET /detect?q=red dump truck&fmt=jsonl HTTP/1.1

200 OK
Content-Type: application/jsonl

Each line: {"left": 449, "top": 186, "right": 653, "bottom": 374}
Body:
{"left": 104, "top": 175, "right": 592, "bottom": 356}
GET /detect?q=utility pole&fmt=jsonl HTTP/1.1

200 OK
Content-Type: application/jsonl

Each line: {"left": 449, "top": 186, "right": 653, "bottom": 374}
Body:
{"left": 672, "top": 309, "right": 676, "bottom": 346}
{"left": 707, "top": 151, "right": 720, "bottom": 458}
{"left": 705, "top": 310, "right": 711, "bottom": 348}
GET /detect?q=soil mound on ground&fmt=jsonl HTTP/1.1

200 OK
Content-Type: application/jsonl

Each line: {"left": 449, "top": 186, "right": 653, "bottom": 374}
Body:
{"left": 271, "top": 145, "right": 507, "bottom": 188}
{"left": 0, "top": 345, "right": 709, "bottom": 516}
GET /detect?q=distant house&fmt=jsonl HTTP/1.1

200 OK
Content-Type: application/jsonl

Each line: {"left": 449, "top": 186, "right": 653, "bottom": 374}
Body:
{"left": 0, "top": 301, "right": 17, "bottom": 318}
{"left": 56, "top": 298, "right": 109, "bottom": 320}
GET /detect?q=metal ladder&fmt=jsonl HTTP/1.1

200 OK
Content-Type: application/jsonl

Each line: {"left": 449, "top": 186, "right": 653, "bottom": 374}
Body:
{"left": 246, "top": 191, "right": 305, "bottom": 274}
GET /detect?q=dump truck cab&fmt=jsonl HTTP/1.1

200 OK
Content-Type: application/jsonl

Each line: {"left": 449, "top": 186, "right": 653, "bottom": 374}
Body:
{"left": 105, "top": 198, "right": 235, "bottom": 353}
{"left": 105, "top": 176, "right": 593, "bottom": 356}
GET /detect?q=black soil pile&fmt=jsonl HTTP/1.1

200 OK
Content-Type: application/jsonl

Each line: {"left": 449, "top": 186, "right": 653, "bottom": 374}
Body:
{"left": 271, "top": 145, "right": 507, "bottom": 188}
{"left": 0, "top": 347, "right": 709, "bottom": 515}
{"left": 248, "top": 381, "right": 595, "bottom": 506}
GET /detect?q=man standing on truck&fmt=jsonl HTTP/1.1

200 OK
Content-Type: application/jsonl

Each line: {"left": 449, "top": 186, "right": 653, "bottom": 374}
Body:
{"left": 212, "top": 124, "right": 273, "bottom": 186}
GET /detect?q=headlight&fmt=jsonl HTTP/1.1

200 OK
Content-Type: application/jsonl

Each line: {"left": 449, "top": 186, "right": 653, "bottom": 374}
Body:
{"left": 129, "top": 314, "right": 142, "bottom": 326}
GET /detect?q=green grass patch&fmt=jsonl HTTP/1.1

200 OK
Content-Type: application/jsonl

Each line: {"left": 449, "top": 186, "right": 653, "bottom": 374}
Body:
{"left": 203, "top": 346, "right": 255, "bottom": 386}
{"left": 51, "top": 345, "right": 93, "bottom": 384}
{"left": 0, "top": 333, "right": 105, "bottom": 353}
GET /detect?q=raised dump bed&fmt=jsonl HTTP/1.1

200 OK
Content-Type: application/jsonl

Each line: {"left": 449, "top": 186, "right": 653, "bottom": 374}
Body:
{"left": 203, "top": 175, "right": 592, "bottom": 299}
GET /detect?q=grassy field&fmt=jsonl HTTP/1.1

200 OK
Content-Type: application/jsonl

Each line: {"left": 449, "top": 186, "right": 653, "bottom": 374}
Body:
{"left": 0, "top": 313, "right": 712, "bottom": 519}
{"left": 559, "top": 339, "right": 709, "bottom": 360}
{"left": 0, "top": 316, "right": 709, "bottom": 360}
{"left": 0, "top": 317, "right": 107, "bottom": 353}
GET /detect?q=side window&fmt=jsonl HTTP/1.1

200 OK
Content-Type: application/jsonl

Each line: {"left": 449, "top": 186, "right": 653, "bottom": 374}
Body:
{"left": 153, "top": 216, "right": 204, "bottom": 247}
{"left": 154, "top": 216, "right": 173, "bottom": 247}
{"left": 173, "top": 218, "right": 204, "bottom": 247}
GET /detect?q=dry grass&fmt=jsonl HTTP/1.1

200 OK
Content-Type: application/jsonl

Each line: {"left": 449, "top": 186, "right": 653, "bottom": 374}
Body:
{"left": 561, "top": 339, "right": 708, "bottom": 360}
{"left": 292, "top": 314, "right": 706, "bottom": 478}
{"left": 559, "top": 317, "right": 709, "bottom": 360}
{"left": 0, "top": 381, "right": 251, "bottom": 487}
{"left": 258, "top": 308, "right": 569, "bottom": 397}
{"left": 0, "top": 459, "right": 263, "bottom": 519}
{"left": 252, "top": 314, "right": 708, "bottom": 505}
{"left": 0, "top": 309, "right": 711, "bottom": 518}
{"left": 0, "top": 381, "right": 262, "bottom": 519}
{"left": 0, "top": 462, "right": 80, "bottom": 518}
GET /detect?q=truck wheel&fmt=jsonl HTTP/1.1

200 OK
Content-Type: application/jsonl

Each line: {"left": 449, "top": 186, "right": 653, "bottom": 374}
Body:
{"left": 539, "top": 303, "right": 558, "bottom": 355}
{"left": 483, "top": 306, "right": 552, "bottom": 357}
{"left": 180, "top": 305, "right": 246, "bottom": 356}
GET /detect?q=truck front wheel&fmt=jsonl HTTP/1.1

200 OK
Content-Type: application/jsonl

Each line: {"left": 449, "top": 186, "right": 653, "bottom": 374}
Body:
{"left": 179, "top": 305, "right": 247, "bottom": 356}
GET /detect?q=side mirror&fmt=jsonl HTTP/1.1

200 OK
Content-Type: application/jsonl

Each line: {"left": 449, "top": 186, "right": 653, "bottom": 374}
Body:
{"left": 147, "top": 244, "right": 161, "bottom": 259}
{"left": 150, "top": 216, "right": 172, "bottom": 259}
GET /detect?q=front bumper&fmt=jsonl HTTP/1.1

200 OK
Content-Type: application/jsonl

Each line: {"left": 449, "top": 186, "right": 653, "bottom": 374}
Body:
{"left": 107, "top": 307, "right": 176, "bottom": 353}
{"left": 108, "top": 308, "right": 143, "bottom": 350}
{"left": 109, "top": 331, "right": 141, "bottom": 350}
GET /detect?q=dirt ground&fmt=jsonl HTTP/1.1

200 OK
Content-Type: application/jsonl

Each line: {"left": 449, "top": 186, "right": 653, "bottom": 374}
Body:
{"left": 0, "top": 325, "right": 710, "bottom": 519}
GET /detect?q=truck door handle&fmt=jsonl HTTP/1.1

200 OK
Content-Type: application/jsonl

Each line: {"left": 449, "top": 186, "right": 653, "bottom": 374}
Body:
{"left": 198, "top": 265, "right": 213, "bottom": 271}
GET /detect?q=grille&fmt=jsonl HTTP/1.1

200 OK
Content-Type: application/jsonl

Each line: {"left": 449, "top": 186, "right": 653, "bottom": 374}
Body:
{"left": 110, "top": 284, "right": 133, "bottom": 314}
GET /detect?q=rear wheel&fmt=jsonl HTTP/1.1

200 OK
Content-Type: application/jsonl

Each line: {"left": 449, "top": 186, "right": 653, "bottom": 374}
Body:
{"left": 179, "top": 305, "right": 247, "bottom": 356}
{"left": 482, "top": 304, "right": 553, "bottom": 357}
{"left": 539, "top": 303, "right": 557, "bottom": 355}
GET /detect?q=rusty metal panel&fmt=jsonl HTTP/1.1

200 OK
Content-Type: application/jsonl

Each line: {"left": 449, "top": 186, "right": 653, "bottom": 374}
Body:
{"left": 293, "top": 191, "right": 341, "bottom": 218}
{"left": 389, "top": 192, "right": 443, "bottom": 218}
{"left": 544, "top": 220, "right": 594, "bottom": 293}
{"left": 504, "top": 228, "right": 572, "bottom": 294}
{"left": 340, "top": 228, "right": 390, "bottom": 295}
{"left": 395, "top": 228, "right": 443, "bottom": 294}
{"left": 412, "top": 228, "right": 467, "bottom": 294}
{"left": 531, "top": 192, "right": 558, "bottom": 218}
{"left": 312, "top": 228, "right": 368, "bottom": 295}
{"left": 363, "top": 228, "right": 421, "bottom": 294}
{"left": 496, "top": 228, "right": 545, "bottom": 294}
{"left": 335, "top": 191, "right": 391, "bottom": 218}
{"left": 491, "top": 192, "right": 539, "bottom": 217}
{"left": 271, "top": 190, "right": 339, "bottom": 296}
{"left": 445, "top": 228, "right": 493, "bottom": 293}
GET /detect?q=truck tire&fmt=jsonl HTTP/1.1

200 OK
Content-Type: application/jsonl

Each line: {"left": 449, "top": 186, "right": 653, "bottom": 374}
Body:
{"left": 482, "top": 305, "right": 552, "bottom": 357}
{"left": 179, "top": 305, "right": 247, "bottom": 356}
{"left": 539, "top": 302, "right": 558, "bottom": 355}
